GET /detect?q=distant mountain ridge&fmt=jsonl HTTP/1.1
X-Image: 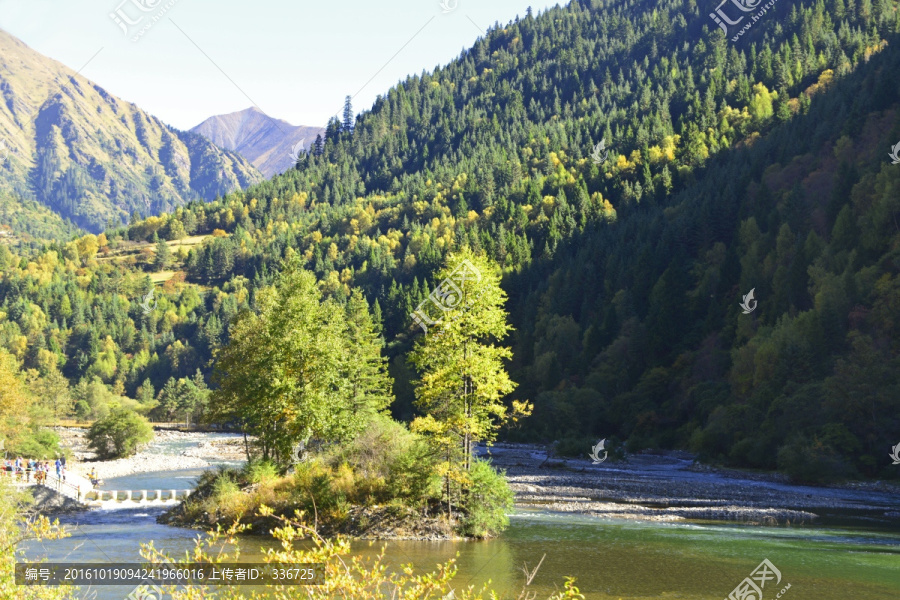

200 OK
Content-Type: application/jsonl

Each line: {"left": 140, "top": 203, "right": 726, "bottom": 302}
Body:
{"left": 0, "top": 29, "right": 262, "bottom": 233}
{"left": 190, "top": 107, "right": 324, "bottom": 177}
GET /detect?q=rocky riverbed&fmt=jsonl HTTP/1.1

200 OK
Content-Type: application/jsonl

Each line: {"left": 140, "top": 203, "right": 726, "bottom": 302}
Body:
{"left": 483, "top": 444, "right": 900, "bottom": 524}
{"left": 53, "top": 427, "right": 247, "bottom": 480}
{"left": 50, "top": 428, "right": 900, "bottom": 527}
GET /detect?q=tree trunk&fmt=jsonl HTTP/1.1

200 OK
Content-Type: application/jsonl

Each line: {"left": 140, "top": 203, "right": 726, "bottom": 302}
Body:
{"left": 446, "top": 446, "right": 452, "bottom": 521}
{"left": 243, "top": 430, "right": 251, "bottom": 463}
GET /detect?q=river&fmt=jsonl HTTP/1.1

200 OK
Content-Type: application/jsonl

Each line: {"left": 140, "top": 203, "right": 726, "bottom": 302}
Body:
{"left": 22, "top": 434, "right": 900, "bottom": 600}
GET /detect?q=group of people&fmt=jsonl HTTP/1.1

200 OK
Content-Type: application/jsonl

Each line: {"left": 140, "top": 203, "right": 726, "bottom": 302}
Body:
{"left": 2, "top": 456, "right": 67, "bottom": 483}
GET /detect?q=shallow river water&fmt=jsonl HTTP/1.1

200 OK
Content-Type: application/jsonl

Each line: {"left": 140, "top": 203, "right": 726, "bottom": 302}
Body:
{"left": 21, "top": 435, "right": 900, "bottom": 600}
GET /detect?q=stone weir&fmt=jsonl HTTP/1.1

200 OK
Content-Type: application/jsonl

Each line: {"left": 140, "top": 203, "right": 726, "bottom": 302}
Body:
{"left": 82, "top": 489, "right": 193, "bottom": 506}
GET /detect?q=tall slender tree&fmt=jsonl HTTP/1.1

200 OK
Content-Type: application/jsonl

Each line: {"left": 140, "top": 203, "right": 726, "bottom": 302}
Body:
{"left": 409, "top": 250, "right": 531, "bottom": 517}
{"left": 342, "top": 95, "right": 354, "bottom": 133}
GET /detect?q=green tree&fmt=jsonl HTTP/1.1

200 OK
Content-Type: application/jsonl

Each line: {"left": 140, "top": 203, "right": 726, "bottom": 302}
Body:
{"left": 86, "top": 407, "right": 153, "bottom": 459}
{"left": 210, "top": 259, "right": 390, "bottom": 466}
{"left": 154, "top": 237, "right": 173, "bottom": 272}
{"left": 342, "top": 95, "right": 354, "bottom": 132}
{"left": 343, "top": 289, "right": 392, "bottom": 422}
{"left": 137, "top": 379, "right": 155, "bottom": 406}
{"left": 28, "top": 368, "right": 72, "bottom": 420}
{"left": 409, "top": 250, "right": 531, "bottom": 519}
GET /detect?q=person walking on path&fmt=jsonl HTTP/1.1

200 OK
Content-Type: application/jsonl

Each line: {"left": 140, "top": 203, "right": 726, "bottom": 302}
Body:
{"left": 54, "top": 458, "right": 61, "bottom": 482}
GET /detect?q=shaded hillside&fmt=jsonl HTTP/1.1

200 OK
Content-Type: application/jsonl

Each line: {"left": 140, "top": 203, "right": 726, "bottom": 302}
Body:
{"left": 190, "top": 107, "right": 324, "bottom": 177}
{"left": 0, "top": 30, "right": 262, "bottom": 233}
{"left": 0, "top": 190, "right": 80, "bottom": 242}
{"left": 505, "top": 44, "right": 900, "bottom": 481}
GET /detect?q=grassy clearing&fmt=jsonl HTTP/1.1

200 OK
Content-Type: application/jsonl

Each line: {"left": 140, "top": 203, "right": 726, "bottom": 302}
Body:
{"left": 165, "top": 234, "right": 210, "bottom": 251}
{"left": 149, "top": 270, "right": 176, "bottom": 283}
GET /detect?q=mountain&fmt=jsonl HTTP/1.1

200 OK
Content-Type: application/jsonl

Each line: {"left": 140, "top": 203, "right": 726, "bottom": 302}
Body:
{"left": 0, "top": 29, "right": 262, "bottom": 233}
{"left": 190, "top": 107, "right": 324, "bottom": 178}
{"left": 0, "top": 192, "right": 81, "bottom": 242}
{"left": 0, "top": 0, "right": 898, "bottom": 482}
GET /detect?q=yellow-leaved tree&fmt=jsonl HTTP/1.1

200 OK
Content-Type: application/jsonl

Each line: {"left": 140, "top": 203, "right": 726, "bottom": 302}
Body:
{"left": 409, "top": 250, "right": 532, "bottom": 535}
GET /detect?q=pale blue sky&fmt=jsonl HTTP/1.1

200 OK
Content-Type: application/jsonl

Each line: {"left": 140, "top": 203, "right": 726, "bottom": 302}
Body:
{"left": 0, "top": 0, "right": 561, "bottom": 130}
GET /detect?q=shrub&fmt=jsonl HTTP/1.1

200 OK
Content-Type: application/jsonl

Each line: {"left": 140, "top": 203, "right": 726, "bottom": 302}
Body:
{"left": 291, "top": 459, "right": 352, "bottom": 526}
{"left": 212, "top": 473, "right": 240, "bottom": 499}
{"left": 386, "top": 434, "right": 440, "bottom": 504}
{"left": 12, "top": 428, "right": 61, "bottom": 459}
{"left": 246, "top": 460, "right": 278, "bottom": 484}
{"left": 74, "top": 401, "right": 90, "bottom": 421}
{"left": 776, "top": 437, "right": 856, "bottom": 484}
{"left": 207, "top": 471, "right": 248, "bottom": 520}
{"left": 172, "top": 418, "right": 443, "bottom": 534}
{"left": 459, "top": 458, "right": 513, "bottom": 538}
{"left": 86, "top": 407, "right": 153, "bottom": 459}
{"left": 323, "top": 415, "right": 440, "bottom": 506}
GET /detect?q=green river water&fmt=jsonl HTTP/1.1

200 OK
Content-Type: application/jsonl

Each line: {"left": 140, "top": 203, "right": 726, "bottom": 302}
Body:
{"left": 21, "top": 435, "right": 900, "bottom": 600}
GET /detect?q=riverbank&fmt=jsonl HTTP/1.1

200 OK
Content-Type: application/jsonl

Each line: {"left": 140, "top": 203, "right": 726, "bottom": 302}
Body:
{"left": 159, "top": 496, "right": 459, "bottom": 541}
{"left": 487, "top": 444, "right": 900, "bottom": 524}
{"left": 28, "top": 484, "right": 88, "bottom": 515}
{"left": 51, "top": 428, "right": 900, "bottom": 528}
{"left": 52, "top": 427, "right": 246, "bottom": 480}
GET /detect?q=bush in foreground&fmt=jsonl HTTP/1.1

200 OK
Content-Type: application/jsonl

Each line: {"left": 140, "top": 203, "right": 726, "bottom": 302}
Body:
{"left": 142, "top": 511, "right": 586, "bottom": 600}
{"left": 86, "top": 407, "right": 154, "bottom": 459}
{"left": 0, "top": 479, "right": 74, "bottom": 599}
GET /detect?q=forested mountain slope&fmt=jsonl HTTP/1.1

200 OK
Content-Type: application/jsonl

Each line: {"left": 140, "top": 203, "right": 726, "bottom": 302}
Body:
{"left": 0, "top": 30, "right": 262, "bottom": 233}
{"left": 0, "top": 191, "right": 81, "bottom": 242}
{"left": 0, "top": 0, "right": 897, "bottom": 480}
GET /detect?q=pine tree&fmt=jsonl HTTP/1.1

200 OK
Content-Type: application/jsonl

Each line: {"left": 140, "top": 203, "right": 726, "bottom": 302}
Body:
{"left": 342, "top": 95, "right": 354, "bottom": 133}
{"left": 343, "top": 290, "right": 392, "bottom": 418}
{"left": 154, "top": 237, "right": 172, "bottom": 272}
